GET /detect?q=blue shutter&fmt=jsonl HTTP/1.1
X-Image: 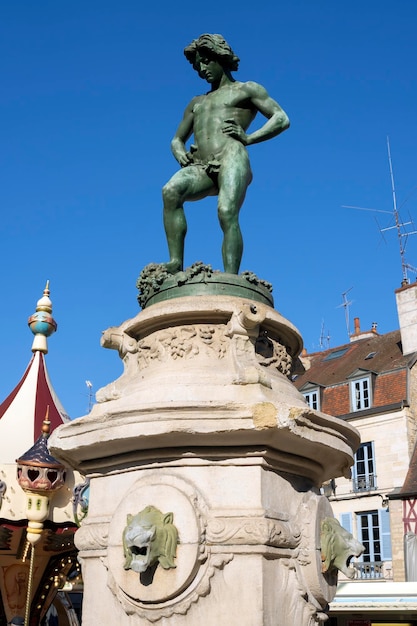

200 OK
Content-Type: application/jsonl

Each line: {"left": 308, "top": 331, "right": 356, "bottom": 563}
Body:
{"left": 340, "top": 512, "right": 352, "bottom": 534}
{"left": 379, "top": 508, "right": 392, "bottom": 560}
{"left": 370, "top": 441, "right": 377, "bottom": 489}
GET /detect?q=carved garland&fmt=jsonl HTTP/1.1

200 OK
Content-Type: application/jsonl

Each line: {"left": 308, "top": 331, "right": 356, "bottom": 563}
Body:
{"left": 137, "top": 324, "right": 228, "bottom": 368}
{"left": 206, "top": 516, "right": 301, "bottom": 548}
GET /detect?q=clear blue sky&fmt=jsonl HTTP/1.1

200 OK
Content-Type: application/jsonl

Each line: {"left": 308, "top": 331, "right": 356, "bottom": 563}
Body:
{"left": 1, "top": 1, "right": 417, "bottom": 419}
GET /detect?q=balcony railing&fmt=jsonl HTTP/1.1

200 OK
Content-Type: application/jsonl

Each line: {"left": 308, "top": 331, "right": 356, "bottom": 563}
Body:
{"left": 352, "top": 473, "right": 377, "bottom": 492}
{"left": 352, "top": 561, "right": 384, "bottom": 579}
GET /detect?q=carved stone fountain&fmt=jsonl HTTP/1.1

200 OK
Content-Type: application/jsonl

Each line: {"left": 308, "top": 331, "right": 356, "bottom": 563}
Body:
{"left": 49, "top": 268, "right": 361, "bottom": 625}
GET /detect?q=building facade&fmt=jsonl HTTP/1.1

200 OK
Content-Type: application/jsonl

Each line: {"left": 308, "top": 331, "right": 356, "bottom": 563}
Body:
{"left": 293, "top": 282, "right": 417, "bottom": 625}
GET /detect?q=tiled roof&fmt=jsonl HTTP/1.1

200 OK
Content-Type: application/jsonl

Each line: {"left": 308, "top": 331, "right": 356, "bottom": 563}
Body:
{"left": 293, "top": 330, "right": 416, "bottom": 416}
{"left": 294, "top": 330, "right": 412, "bottom": 385}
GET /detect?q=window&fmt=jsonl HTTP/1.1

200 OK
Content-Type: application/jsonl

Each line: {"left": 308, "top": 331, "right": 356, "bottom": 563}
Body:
{"left": 340, "top": 509, "right": 391, "bottom": 580}
{"left": 350, "top": 376, "right": 371, "bottom": 411}
{"left": 358, "top": 511, "right": 382, "bottom": 562}
{"left": 353, "top": 441, "right": 376, "bottom": 491}
{"left": 323, "top": 348, "right": 349, "bottom": 361}
{"left": 303, "top": 389, "right": 319, "bottom": 410}
{"left": 300, "top": 383, "right": 321, "bottom": 411}
{"left": 357, "top": 509, "right": 391, "bottom": 575}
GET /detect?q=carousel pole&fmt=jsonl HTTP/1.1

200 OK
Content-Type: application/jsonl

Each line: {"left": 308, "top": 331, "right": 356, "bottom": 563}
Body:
{"left": 23, "top": 545, "right": 35, "bottom": 626}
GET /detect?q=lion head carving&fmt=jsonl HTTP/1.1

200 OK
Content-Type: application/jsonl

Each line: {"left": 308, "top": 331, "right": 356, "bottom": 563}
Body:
{"left": 123, "top": 505, "right": 179, "bottom": 574}
{"left": 320, "top": 517, "right": 364, "bottom": 579}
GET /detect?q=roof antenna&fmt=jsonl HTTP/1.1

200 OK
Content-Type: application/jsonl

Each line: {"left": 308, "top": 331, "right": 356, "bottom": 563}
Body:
{"left": 337, "top": 287, "right": 353, "bottom": 338}
{"left": 343, "top": 137, "right": 417, "bottom": 287}
{"left": 319, "top": 319, "right": 330, "bottom": 350}
{"left": 381, "top": 137, "right": 417, "bottom": 286}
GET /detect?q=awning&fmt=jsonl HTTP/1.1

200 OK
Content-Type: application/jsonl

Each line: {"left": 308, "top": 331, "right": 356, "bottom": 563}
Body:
{"left": 330, "top": 581, "right": 417, "bottom": 612}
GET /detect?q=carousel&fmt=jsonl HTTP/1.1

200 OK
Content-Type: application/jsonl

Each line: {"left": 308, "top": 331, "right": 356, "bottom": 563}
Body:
{"left": 0, "top": 284, "right": 85, "bottom": 625}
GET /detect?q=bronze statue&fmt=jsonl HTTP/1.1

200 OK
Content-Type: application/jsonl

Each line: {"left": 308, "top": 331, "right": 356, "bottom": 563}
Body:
{"left": 163, "top": 34, "right": 289, "bottom": 275}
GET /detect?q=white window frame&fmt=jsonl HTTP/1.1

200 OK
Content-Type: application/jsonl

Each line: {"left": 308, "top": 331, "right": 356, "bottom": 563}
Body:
{"left": 350, "top": 376, "right": 372, "bottom": 411}
{"left": 303, "top": 388, "right": 320, "bottom": 411}
{"left": 352, "top": 441, "right": 376, "bottom": 492}
{"left": 356, "top": 508, "right": 391, "bottom": 562}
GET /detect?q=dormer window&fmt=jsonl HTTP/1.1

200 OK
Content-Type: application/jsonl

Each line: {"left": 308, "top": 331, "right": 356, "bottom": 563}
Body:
{"left": 351, "top": 377, "right": 371, "bottom": 411}
{"left": 304, "top": 389, "right": 319, "bottom": 410}
{"left": 299, "top": 383, "right": 321, "bottom": 411}
{"left": 347, "top": 369, "right": 375, "bottom": 412}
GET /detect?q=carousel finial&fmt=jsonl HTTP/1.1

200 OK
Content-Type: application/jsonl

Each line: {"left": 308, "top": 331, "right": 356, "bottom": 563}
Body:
{"left": 27, "top": 282, "right": 57, "bottom": 354}
{"left": 42, "top": 406, "right": 51, "bottom": 437}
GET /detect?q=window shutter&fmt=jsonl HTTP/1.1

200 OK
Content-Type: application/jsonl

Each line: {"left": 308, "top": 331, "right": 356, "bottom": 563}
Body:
{"left": 379, "top": 508, "right": 392, "bottom": 560}
{"left": 340, "top": 512, "right": 352, "bottom": 534}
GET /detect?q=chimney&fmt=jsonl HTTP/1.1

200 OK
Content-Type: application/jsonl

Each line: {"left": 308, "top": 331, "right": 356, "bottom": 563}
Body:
{"left": 396, "top": 281, "right": 417, "bottom": 355}
{"left": 298, "top": 348, "right": 311, "bottom": 371}
{"left": 350, "top": 317, "right": 379, "bottom": 343}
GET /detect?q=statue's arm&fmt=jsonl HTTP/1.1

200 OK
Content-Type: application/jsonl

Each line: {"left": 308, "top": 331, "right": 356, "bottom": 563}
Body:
{"left": 170, "top": 99, "right": 196, "bottom": 166}
{"left": 223, "top": 82, "right": 290, "bottom": 146}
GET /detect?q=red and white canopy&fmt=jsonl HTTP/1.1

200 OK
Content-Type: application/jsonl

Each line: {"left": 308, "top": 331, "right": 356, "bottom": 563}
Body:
{"left": 0, "top": 284, "right": 69, "bottom": 463}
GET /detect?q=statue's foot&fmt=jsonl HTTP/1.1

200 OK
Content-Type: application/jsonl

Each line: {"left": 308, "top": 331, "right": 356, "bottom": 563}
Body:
{"left": 163, "top": 260, "right": 183, "bottom": 274}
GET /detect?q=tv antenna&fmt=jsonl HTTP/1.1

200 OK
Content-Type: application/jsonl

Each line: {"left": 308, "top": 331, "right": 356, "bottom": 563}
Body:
{"left": 319, "top": 319, "right": 330, "bottom": 350}
{"left": 337, "top": 287, "right": 353, "bottom": 338}
{"left": 343, "top": 137, "right": 417, "bottom": 286}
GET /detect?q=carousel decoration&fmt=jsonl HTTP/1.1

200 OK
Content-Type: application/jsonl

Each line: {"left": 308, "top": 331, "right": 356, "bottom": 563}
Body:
{"left": 0, "top": 284, "right": 81, "bottom": 626}
{"left": 16, "top": 411, "right": 68, "bottom": 625}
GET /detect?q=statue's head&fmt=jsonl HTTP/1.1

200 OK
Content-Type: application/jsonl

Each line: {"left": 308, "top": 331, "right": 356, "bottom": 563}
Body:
{"left": 184, "top": 34, "right": 240, "bottom": 73}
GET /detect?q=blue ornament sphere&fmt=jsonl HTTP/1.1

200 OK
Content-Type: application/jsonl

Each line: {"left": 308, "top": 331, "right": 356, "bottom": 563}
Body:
{"left": 28, "top": 312, "right": 57, "bottom": 337}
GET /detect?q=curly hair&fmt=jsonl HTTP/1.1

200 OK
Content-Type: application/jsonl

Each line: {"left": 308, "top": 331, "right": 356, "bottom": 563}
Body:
{"left": 184, "top": 34, "right": 240, "bottom": 72}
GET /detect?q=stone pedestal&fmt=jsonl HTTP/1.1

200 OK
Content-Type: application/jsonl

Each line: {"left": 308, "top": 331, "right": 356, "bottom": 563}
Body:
{"left": 49, "top": 295, "right": 360, "bottom": 625}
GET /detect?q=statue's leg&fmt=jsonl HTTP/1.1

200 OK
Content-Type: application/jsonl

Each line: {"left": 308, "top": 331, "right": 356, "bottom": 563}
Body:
{"left": 162, "top": 167, "right": 216, "bottom": 273}
{"left": 217, "top": 147, "right": 253, "bottom": 274}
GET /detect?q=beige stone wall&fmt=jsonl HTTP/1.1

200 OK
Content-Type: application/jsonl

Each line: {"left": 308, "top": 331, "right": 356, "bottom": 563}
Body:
{"left": 389, "top": 498, "right": 406, "bottom": 581}
{"left": 329, "top": 409, "right": 411, "bottom": 582}
{"left": 331, "top": 409, "right": 410, "bottom": 500}
{"left": 407, "top": 365, "right": 417, "bottom": 455}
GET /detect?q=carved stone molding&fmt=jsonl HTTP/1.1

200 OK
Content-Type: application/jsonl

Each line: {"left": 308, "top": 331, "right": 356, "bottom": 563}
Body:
{"left": 137, "top": 324, "right": 228, "bottom": 369}
{"left": 206, "top": 516, "right": 301, "bottom": 549}
{"left": 96, "top": 302, "right": 299, "bottom": 403}
{"left": 74, "top": 521, "right": 109, "bottom": 553}
{"left": 108, "top": 551, "right": 233, "bottom": 622}
{"left": 270, "top": 493, "right": 339, "bottom": 624}
{"left": 255, "top": 332, "right": 293, "bottom": 378}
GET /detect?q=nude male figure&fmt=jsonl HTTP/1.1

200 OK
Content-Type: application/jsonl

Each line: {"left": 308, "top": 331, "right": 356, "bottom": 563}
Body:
{"left": 162, "top": 34, "right": 290, "bottom": 274}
